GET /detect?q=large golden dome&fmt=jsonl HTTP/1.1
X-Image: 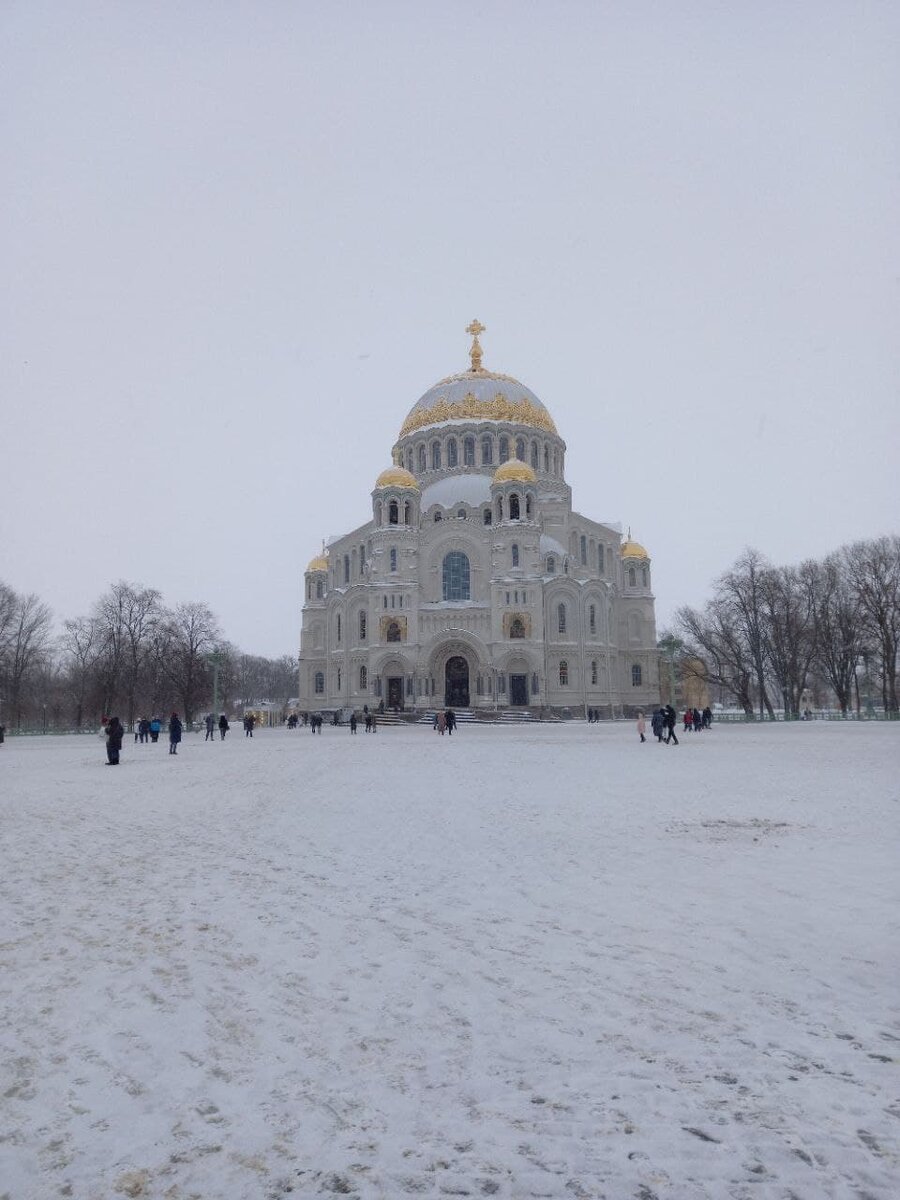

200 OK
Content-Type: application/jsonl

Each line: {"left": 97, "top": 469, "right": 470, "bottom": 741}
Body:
{"left": 493, "top": 459, "right": 537, "bottom": 484}
{"left": 398, "top": 320, "right": 558, "bottom": 439}
{"left": 306, "top": 554, "right": 328, "bottom": 572}
{"left": 375, "top": 467, "right": 419, "bottom": 490}
{"left": 621, "top": 539, "right": 649, "bottom": 560}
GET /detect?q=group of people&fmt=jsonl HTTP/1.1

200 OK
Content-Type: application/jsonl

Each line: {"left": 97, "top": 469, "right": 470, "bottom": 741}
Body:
{"left": 682, "top": 706, "right": 713, "bottom": 732}
{"left": 347, "top": 710, "right": 379, "bottom": 732}
{"left": 432, "top": 709, "right": 457, "bottom": 735}
{"left": 636, "top": 705, "right": 680, "bottom": 745}
{"left": 204, "top": 713, "right": 230, "bottom": 740}
{"left": 134, "top": 716, "right": 164, "bottom": 743}
{"left": 103, "top": 712, "right": 182, "bottom": 762}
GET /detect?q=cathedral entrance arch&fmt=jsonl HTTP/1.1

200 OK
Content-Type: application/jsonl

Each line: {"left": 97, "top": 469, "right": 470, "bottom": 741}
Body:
{"left": 510, "top": 674, "right": 528, "bottom": 706}
{"left": 387, "top": 677, "right": 403, "bottom": 710}
{"left": 445, "top": 656, "right": 469, "bottom": 707}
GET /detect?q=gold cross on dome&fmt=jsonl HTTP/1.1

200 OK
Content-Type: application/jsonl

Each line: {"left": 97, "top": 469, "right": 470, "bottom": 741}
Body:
{"left": 466, "top": 318, "right": 486, "bottom": 371}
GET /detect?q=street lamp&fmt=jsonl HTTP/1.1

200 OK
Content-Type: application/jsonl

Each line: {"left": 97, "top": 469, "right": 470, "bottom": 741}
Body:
{"left": 657, "top": 635, "right": 683, "bottom": 708}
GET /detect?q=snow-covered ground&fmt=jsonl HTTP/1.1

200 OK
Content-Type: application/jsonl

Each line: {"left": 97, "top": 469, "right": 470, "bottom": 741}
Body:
{"left": 1, "top": 722, "right": 898, "bottom": 1200}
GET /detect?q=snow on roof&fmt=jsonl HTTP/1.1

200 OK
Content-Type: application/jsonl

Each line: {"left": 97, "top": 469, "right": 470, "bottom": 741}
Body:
{"left": 421, "top": 474, "right": 492, "bottom": 509}
{"left": 540, "top": 534, "right": 567, "bottom": 558}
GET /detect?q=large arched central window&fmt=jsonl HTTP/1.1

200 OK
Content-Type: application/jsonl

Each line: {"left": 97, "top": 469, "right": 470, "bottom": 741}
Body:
{"left": 442, "top": 551, "right": 471, "bottom": 601}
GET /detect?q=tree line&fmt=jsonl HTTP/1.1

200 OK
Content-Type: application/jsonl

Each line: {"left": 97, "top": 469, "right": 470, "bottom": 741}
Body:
{"left": 675, "top": 536, "right": 900, "bottom": 718}
{"left": 0, "top": 580, "right": 298, "bottom": 732}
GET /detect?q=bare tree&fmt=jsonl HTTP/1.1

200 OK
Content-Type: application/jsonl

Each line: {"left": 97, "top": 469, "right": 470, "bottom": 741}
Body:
{"left": 809, "top": 555, "right": 863, "bottom": 715}
{"left": 60, "top": 616, "right": 102, "bottom": 729}
{"left": 94, "top": 582, "right": 163, "bottom": 728}
{"left": 719, "top": 549, "right": 775, "bottom": 719}
{"left": 676, "top": 598, "right": 756, "bottom": 715}
{"left": 844, "top": 536, "right": 900, "bottom": 714}
{"left": 159, "top": 602, "right": 223, "bottom": 727}
{"left": 759, "top": 563, "right": 817, "bottom": 717}
{"left": 1, "top": 592, "right": 53, "bottom": 729}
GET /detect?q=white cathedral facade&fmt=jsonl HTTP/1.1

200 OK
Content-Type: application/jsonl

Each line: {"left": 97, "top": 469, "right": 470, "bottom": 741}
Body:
{"left": 298, "top": 323, "right": 659, "bottom": 716}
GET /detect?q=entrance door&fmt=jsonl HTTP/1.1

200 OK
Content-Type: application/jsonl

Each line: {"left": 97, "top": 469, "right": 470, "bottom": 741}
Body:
{"left": 510, "top": 674, "right": 528, "bottom": 706}
{"left": 387, "top": 677, "right": 403, "bottom": 710}
{"left": 445, "top": 656, "right": 469, "bottom": 707}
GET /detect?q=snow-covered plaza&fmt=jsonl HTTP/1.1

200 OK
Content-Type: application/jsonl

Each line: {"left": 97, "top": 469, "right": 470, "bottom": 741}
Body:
{"left": 1, "top": 721, "right": 897, "bottom": 1200}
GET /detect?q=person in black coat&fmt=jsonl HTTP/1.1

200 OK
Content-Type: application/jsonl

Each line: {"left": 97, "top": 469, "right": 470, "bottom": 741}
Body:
{"left": 218, "top": 714, "right": 229, "bottom": 740}
{"left": 663, "top": 704, "right": 679, "bottom": 745}
{"left": 168, "top": 712, "right": 183, "bottom": 755}
{"left": 105, "top": 716, "right": 124, "bottom": 765}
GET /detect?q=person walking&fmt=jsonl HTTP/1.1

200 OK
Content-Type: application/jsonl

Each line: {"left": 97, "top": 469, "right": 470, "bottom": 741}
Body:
{"left": 437, "top": 710, "right": 446, "bottom": 735}
{"left": 149, "top": 716, "right": 161, "bottom": 743}
{"left": 663, "top": 704, "right": 679, "bottom": 745}
{"left": 105, "top": 716, "right": 124, "bottom": 765}
{"left": 349, "top": 712, "right": 358, "bottom": 733}
{"left": 168, "top": 712, "right": 183, "bottom": 755}
{"left": 446, "top": 708, "right": 456, "bottom": 735}
{"left": 205, "top": 713, "right": 215, "bottom": 742}
{"left": 636, "top": 711, "right": 646, "bottom": 743}
{"left": 651, "top": 708, "right": 663, "bottom": 742}
{"left": 218, "top": 714, "right": 229, "bottom": 740}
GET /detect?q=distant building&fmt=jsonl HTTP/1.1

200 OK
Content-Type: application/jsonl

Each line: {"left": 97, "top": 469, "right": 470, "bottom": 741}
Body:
{"left": 298, "top": 322, "right": 659, "bottom": 715}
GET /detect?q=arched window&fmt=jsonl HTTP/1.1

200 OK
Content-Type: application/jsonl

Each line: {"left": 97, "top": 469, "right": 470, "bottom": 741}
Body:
{"left": 306, "top": 581, "right": 311, "bottom": 600}
{"left": 591, "top": 660, "right": 598, "bottom": 685}
{"left": 558, "top": 602, "right": 567, "bottom": 634}
{"left": 499, "top": 435, "right": 509, "bottom": 463}
{"left": 457, "top": 508, "right": 466, "bottom": 520}
{"left": 559, "top": 660, "right": 569, "bottom": 686}
{"left": 546, "top": 555, "right": 555, "bottom": 574}
{"left": 359, "top": 611, "right": 367, "bottom": 640}
{"left": 510, "top": 616, "right": 525, "bottom": 639}
{"left": 316, "top": 580, "right": 324, "bottom": 599}
{"left": 406, "top": 448, "right": 413, "bottom": 472}
{"left": 359, "top": 665, "right": 367, "bottom": 689}
{"left": 431, "top": 441, "right": 441, "bottom": 470}
{"left": 404, "top": 501, "right": 411, "bottom": 525}
{"left": 337, "top": 668, "right": 341, "bottom": 690}
{"left": 447, "top": 438, "right": 458, "bottom": 467}
{"left": 483, "top": 508, "right": 492, "bottom": 525}
{"left": 530, "top": 440, "right": 539, "bottom": 469}
{"left": 442, "top": 551, "right": 471, "bottom": 601}
{"left": 387, "top": 622, "right": 401, "bottom": 643}
{"left": 481, "top": 435, "right": 493, "bottom": 465}
{"left": 390, "top": 547, "right": 398, "bottom": 572}
{"left": 509, "top": 493, "right": 520, "bottom": 520}
{"left": 314, "top": 671, "right": 324, "bottom": 694}
{"left": 511, "top": 543, "right": 519, "bottom": 567}
{"left": 642, "top": 565, "right": 649, "bottom": 587}
{"left": 628, "top": 567, "right": 636, "bottom": 587}
{"left": 632, "top": 664, "right": 642, "bottom": 687}
{"left": 417, "top": 444, "right": 426, "bottom": 472}
{"left": 598, "top": 545, "right": 605, "bottom": 573}
{"left": 580, "top": 535, "right": 587, "bottom": 565}
{"left": 516, "top": 437, "right": 526, "bottom": 461}
{"left": 525, "top": 493, "right": 532, "bottom": 518}
{"left": 463, "top": 436, "right": 475, "bottom": 466}
{"left": 589, "top": 604, "right": 596, "bottom": 635}
{"left": 496, "top": 495, "right": 503, "bottom": 521}
{"left": 375, "top": 500, "right": 382, "bottom": 525}
{"left": 434, "top": 511, "right": 442, "bottom": 522}
{"left": 389, "top": 500, "right": 399, "bottom": 525}
{"left": 544, "top": 447, "right": 550, "bottom": 472}
{"left": 344, "top": 554, "right": 350, "bottom": 583}
{"left": 336, "top": 614, "right": 341, "bottom": 643}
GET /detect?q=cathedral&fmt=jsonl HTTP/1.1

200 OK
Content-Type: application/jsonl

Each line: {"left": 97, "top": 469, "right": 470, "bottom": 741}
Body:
{"left": 298, "top": 322, "right": 659, "bottom": 716}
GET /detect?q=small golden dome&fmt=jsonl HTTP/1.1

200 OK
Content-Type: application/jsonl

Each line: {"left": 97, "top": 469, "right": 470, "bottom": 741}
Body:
{"left": 375, "top": 467, "right": 419, "bottom": 490}
{"left": 306, "top": 554, "right": 328, "bottom": 572}
{"left": 492, "top": 458, "right": 537, "bottom": 484}
{"left": 621, "top": 539, "right": 649, "bottom": 560}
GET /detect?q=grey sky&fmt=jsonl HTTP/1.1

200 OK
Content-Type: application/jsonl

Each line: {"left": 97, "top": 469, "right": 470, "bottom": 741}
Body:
{"left": 2, "top": 2, "right": 898, "bottom": 657}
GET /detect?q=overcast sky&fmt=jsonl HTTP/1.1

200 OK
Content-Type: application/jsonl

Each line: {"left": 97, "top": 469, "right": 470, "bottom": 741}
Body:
{"left": 2, "top": 2, "right": 898, "bottom": 657}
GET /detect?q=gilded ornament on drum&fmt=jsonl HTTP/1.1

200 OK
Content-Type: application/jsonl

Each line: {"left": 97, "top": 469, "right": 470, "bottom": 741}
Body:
{"left": 399, "top": 393, "right": 558, "bottom": 438}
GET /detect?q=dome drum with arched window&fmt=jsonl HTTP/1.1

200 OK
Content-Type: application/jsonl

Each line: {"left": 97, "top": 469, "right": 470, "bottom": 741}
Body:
{"left": 298, "top": 321, "right": 659, "bottom": 715}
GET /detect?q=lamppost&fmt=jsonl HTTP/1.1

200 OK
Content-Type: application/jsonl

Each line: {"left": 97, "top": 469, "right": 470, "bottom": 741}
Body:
{"left": 658, "top": 635, "right": 682, "bottom": 708}
{"left": 207, "top": 650, "right": 224, "bottom": 721}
